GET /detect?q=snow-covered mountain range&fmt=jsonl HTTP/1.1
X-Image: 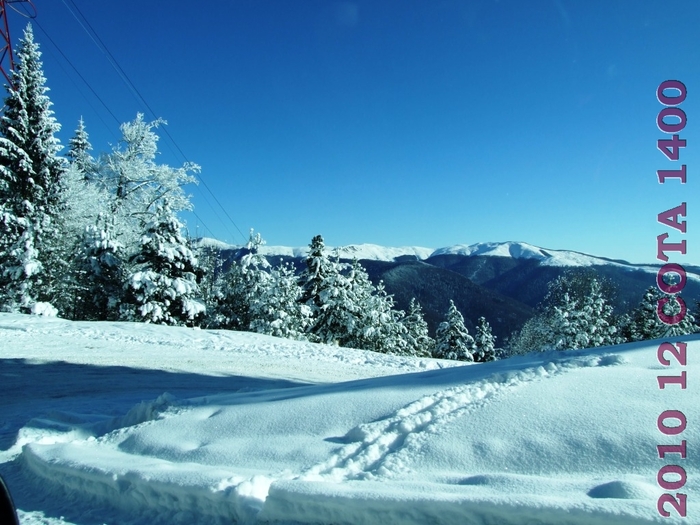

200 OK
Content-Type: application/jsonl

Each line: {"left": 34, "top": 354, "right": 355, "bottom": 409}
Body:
{"left": 199, "top": 238, "right": 661, "bottom": 271}
{"left": 197, "top": 238, "right": 700, "bottom": 343}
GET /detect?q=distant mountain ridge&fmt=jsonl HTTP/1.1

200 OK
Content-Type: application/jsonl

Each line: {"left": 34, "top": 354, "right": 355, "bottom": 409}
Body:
{"left": 200, "top": 237, "right": 668, "bottom": 271}
{"left": 199, "top": 238, "right": 700, "bottom": 343}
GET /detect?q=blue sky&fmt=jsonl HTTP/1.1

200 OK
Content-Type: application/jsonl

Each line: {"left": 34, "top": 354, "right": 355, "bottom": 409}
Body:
{"left": 10, "top": 1, "right": 700, "bottom": 264}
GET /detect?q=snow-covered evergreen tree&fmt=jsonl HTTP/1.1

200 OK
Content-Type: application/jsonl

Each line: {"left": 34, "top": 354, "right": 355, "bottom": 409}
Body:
{"left": 547, "top": 291, "right": 584, "bottom": 350}
{"left": 628, "top": 287, "right": 696, "bottom": 341}
{"left": 67, "top": 117, "right": 96, "bottom": 180}
{"left": 209, "top": 230, "right": 272, "bottom": 330}
{"left": 121, "top": 202, "right": 204, "bottom": 326}
{"left": 73, "top": 216, "right": 125, "bottom": 321}
{"left": 401, "top": 298, "right": 434, "bottom": 357}
{"left": 514, "top": 273, "right": 617, "bottom": 352}
{"left": 207, "top": 259, "right": 248, "bottom": 330}
{"left": 658, "top": 294, "right": 696, "bottom": 337}
{"left": 250, "top": 262, "right": 310, "bottom": 340}
{"left": 506, "top": 314, "right": 556, "bottom": 355}
{"left": 628, "top": 287, "right": 667, "bottom": 341}
{"left": 309, "top": 254, "right": 356, "bottom": 345}
{"left": 297, "top": 235, "right": 414, "bottom": 353}
{"left": 51, "top": 163, "right": 115, "bottom": 317}
{"left": 193, "top": 242, "right": 226, "bottom": 327}
{"left": 352, "top": 277, "right": 409, "bottom": 355}
{"left": 473, "top": 316, "right": 497, "bottom": 362}
{"left": 299, "top": 234, "right": 334, "bottom": 310}
{"left": 0, "top": 24, "right": 66, "bottom": 313}
{"left": 434, "top": 300, "right": 475, "bottom": 361}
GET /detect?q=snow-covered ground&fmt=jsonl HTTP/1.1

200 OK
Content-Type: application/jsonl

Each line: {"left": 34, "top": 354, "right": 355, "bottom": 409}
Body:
{"left": 0, "top": 313, "right": 696, "bottom": 524}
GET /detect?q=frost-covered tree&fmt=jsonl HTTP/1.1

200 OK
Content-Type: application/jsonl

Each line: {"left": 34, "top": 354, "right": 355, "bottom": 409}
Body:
{"left": 473, "top": 316, "right": 497, "bottom": 362}
{"left": 309, "top": 254, "right": 356, "bottom": 345}
{"left": 0, "top": 24, "right": 66, "bottom": 313}
{"left": 351, "top": 277, "right": 409, "bottom": 355}
{"left": 193, "top": 241, "right": 226, "bottom": 327}
{"left": 121, "top": 202, "right": 204, "bottom": 326}
{"left": 97, "top": 113, "right": 200, "bottom": 248}
{"left": 508, "top": 272, "right": 617, "bottom": 353}
{"left": 401, "top": 298, "right": 434, "bottom": 357}
{"left": 506, "top": 314, "right": 556, "bottom": 355}
{"left": 51, "top": 163, "right": 115, "bottom": 317}
{"left": 297, "top": 235, "right": 412, "bottom": 353}
{"left": 548, "top": 291, "right": 585, "bottom": 350}
{"left": 627, "top": 287, "right": 696, "bottom": 341}
{"left": 434, "top": 300, "right": 475, "bottom": 361}
{"left": 209, "top": 230, "right": 272, "bottom": 330}
{"left": 73, "top": 215, "right": 125, "bottom": 321}
{"left": 250, "top": 262, "right": 310, "bottom": 340}
{"left": 67, "top": 117, "right": 96, "bottom": 180}
{"left": 299, "top": 234, "right": 334, "bottom": 310}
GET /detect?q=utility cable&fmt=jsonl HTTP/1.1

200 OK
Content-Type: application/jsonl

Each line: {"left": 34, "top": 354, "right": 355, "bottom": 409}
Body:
{"left": 24, "top": 15, "right": 121, "bottom": 129}
{"left": 60, "top": 0, "right": 247, "bottom": 243}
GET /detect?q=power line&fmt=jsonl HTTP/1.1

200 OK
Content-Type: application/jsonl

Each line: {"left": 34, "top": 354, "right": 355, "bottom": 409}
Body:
{"left": 60, "top": 0, "right": 248, "bottom": 243}
{"left": 27, "top": 15, "right": 121, "bottom": 137}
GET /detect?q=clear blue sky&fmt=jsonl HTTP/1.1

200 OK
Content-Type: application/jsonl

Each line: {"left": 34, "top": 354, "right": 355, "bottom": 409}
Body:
{"left": 10, "top": 0, "right": 700, "bottom": 264}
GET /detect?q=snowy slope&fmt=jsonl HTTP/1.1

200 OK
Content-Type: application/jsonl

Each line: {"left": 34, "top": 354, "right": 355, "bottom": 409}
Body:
{"left": 1, "top": 313, "right": 696, "bottom": 525}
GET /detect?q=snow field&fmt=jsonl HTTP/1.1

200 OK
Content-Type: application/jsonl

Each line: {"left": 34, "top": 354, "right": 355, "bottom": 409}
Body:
{"left": 1, "top": 314, "right": 698, "bottom": 524}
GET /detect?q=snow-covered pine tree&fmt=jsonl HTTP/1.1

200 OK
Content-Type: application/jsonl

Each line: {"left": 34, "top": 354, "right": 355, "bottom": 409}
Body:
{"left": 615, "top": 312, "right": 635, "bottom": 343}
{"left": 249, "top": 262, "right": 310, "bottom": 340}
{"left": 121, "top": 202, "right": 204, "bottom": 326}
{"left": 298, "top": 237, "right": 413, "bottom": 353}
{"left": 548, "top": 291, "right": 582, "bottom": 350}
{"left": 473, "top": 316, "right": 497, "bottom": 362}
{"left": 50, "top": 161, "right": 115, "bottom": 317}
{"left": 299, "top": 234, "right": 333, "bottom": 310}
{"left": 67, "top": 117, "right": 96, "bottom": 180}
{"left": 193, "top": 241, "right": 225, "bottom": 327}
{"left": 537, "top": 273, "right": 617, "bottom": 351}
{"left": 209, "top": 230, "right": 271, "bottom": 330}
{"left": 297, "top": 236, "right": 356, "bottom": 344}
{"left": 401, "top": 298, "right": 434, "bottom": 357}
{"left": 207, "top": 259, "right": 248, "bottom": 330}
{"left": 578, "top": 278, "right": 618, "bottom": 346}
{"left": 659, "top": 295, "right": 696, "bottom": 338}
{"left": 73, "top": 215, "right": 125, "bottom": 321}
{"left": 506, "top": 314, "right": 556, "bottom": 355}
{"left": 351, "top": 274, "right": 409, "bottom": 355}
{"left": 628, "top": 287, "right": 664, "bottom": 341}
{"left": 693, "top": 300, "right": 700, "bottom": 334}
{"left": 628, "top": 287, "right": 696, "bottom": 340}
{"left": 0, "top": 24, "right": 66, "bottom": 313}
{"left": 309, "top": 253, "right": 355, "bottom": 345}
{"left": 434, "top": 300, "right": 475, "bottom": 361}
